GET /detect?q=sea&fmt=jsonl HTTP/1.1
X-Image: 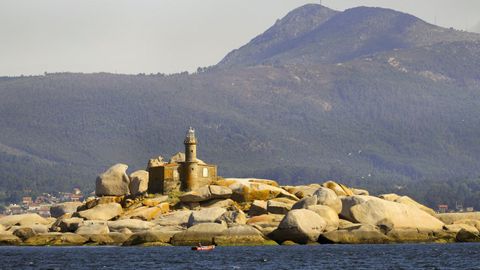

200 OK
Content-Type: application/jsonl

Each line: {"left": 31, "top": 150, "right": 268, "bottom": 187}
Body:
{"left": 1, "top": 243, "right": 479, "bottom": 269}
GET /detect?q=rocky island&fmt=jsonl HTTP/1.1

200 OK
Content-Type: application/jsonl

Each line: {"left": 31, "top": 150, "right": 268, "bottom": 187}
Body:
{"left": 1, "top": 128, "right": 479, "bottom": 246}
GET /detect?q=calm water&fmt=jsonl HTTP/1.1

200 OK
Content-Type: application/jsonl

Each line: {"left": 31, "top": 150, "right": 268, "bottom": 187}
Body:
{"left": 1, "top": 244, "right": 480, "bottom": 269}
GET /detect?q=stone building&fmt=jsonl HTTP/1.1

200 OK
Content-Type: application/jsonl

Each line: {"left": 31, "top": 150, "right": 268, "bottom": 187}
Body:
{"left": 148, "top": 127, "right": 217, "bottom": 194}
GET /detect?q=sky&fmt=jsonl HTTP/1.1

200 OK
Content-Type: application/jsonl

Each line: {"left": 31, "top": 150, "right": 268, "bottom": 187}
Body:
{"left": 0, "top": 0, "right": 479, "bottom": 76}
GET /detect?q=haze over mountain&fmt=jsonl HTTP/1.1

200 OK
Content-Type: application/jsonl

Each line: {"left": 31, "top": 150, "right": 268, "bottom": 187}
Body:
{"left": 473, "top": 21, "right": 480, "bottom": 33}
{"left": 1, "top": 4, "right": 480, "bottom": 208}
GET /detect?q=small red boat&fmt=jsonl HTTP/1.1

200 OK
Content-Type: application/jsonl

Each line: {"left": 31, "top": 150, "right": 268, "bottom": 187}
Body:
{"left": 191, "top": 244, "right": 215, "bottom": 251}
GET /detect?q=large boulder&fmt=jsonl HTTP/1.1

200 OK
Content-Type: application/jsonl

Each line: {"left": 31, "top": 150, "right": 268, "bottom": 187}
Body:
{"left": 307, "top": 205, "right": 339, "bottom": 232}
{"left": 56, "top": 217, "right": 84, "bottom": 232}
{"left": 271, "top": 209, "right": 326, "bottom": 244}
{"left": 386, "top": 228, "right": 455, "bottom": 243}
{"left": 187, "top": 207, "right": 226, "bottom": 227}
{"left": 351, "top": 188, "right": 369, "bottom": 196}
{"left": 108, "top": 219, "right": 155, "bottom": 233}
{"left": 267, "top": 200, "right": 293, "bottom": 215}
{"left": 76, "top": 203, "right": 123, "bottom": 221}
{"left": 436, "top": 212, "right": 480, "bottom": 225}
{"left": 153, "top": 210, "right": 192, "bottom": 227}
{"left": 292, "top": 195, "right": 318, "bottom": 210}
{"left": 444, "top": 223, "right": 479, "bottom": 234}
{"left": 218, "top": 210, "right": 247, "bottom": 225}
{"left": 0, "top": 234, "right": 21, "bottom": 245}
{"left": 0, "top": 213, "right": 50, "bottom": 227}
{"left": 122, "top": 204, "right": 169, "bottom": 221}
{"left": 180, "top": 185, "right": 232, "bottom": 203}
{"left": 23, "top": 233, "right": 88, "bottom": 246}
{"left": 201, "top": 199, "right": 236, "bottom": 209}
{"left": 456, "top": 229, "right": 480, "bottom": 242}
{"left": 76, "top": 223, "right": 110, "bottom": 235}
{"left": 169, "top": 152, "right": 185, "bottom": 163}
{"left": 313, "top": 187, "right": 342, "bottom": 214}
{"left": 123, "top": 230, "right": 173, "bottom": 246}
{"left": 142, "top": 196, "right": 168, "bottom": 207}
{"left": 249, "top": 200, "right": 268, "bottom": 216}
{"left": 246, "top": 214, "right": 284, "bottom": 236}
{"left": 322, "top": 181, "right": 354, "bottom": 196}
{"left": 453, "top": 219, "right": 480, "bottom": 231}
{"left": 284, "top": 185, "right": 320, "bottom": 199}
{"left": 340, "top": 196, "right": 444, "bottom": 231}
{"left": 171, "top": 222, "right": 227, "bottom": 246}
{"left": 214, "top": 225, "right": 270, "bottom": 246}
{"left": 216, "top": 178, "right": 298, "bottom": 202}
{"left": 319, "top": 224, "right": 390, "bottom": 244}
{"left": 50, "top": 202, "right": 83, "bottom": 218}
{"left": 95, "top": 163, "right": 130, "bottom": 196}
{"left": 379, "top": 194, "right": 435, "bottom": 216}
{"left": 148, "top": 156, "right": 165, "bottom": 168}
{"left": 129, "top": 170, "right": 149, "bottom": 196}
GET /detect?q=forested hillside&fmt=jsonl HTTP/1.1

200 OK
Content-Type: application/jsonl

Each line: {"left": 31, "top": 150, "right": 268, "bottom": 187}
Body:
{"left": 1, "top": 4, "right": 480, "bottom": 208}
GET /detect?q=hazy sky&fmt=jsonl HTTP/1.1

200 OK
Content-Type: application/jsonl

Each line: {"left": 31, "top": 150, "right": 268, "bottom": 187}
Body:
{"left": 1, "top": 0, "right": 479, "bottom": 76}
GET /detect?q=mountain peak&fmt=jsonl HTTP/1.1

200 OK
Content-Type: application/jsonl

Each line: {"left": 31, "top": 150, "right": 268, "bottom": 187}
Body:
{"left": 217, "top": 4, "right": 338, "bottom": 68}
{"left": 218, "top": 4, "right": 480, "bottom": 68}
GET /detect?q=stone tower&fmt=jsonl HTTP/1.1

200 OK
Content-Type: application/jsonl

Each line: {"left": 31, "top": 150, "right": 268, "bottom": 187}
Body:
{"left": 183, "top": 127, "right": 198, "bottom": 191}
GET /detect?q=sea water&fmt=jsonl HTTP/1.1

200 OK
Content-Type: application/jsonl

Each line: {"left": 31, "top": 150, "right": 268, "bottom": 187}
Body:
{"left": 1, "top": 243, "right": 480, "bottom": 269}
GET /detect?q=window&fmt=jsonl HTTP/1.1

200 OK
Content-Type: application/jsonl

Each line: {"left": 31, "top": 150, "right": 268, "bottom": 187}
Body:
{"left": 173, "top": 170, "right": 179, "bottom": 180}
{"left": 202, "top": 167, "right": 209, "bottom": 177}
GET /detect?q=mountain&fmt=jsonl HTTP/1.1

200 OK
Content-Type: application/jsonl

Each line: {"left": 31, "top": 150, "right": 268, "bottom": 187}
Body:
{"left": 219, "top": 6, "right": 480, "bottom": 67}
{"left": 1, "top": 4, "right": 480, "bottom": 208}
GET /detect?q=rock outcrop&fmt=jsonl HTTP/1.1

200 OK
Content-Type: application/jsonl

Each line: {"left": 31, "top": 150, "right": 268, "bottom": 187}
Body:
{"left": 271, "top": 209, "right": 326, "bottom": 244}
{"left": 171, "top": 222, "right": 227, "bottom": 246}
{"left": 129, "top": 170, "right": 149, "bottom": 196}
{"left": 340, "top": 196, "right": 444, "bottom": 231}
{"left": 95, "top": 164, "right": 130, "bottom": 196}
{"left": 313, "top": 187, "right": 342, "bottom": 214}
{"left": 50, "top": 202, "right": 83, "bottom": 218}
{"left": 179, "top": 185, "right": 232, "bottom": 203}
{"left": 76, "top": 203, "right": 123, "bottom": 221}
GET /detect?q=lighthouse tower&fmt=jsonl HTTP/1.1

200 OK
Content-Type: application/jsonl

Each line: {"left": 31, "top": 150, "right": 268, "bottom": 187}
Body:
{"left": 183, "top": 127, "right": 198, "bottom": 191}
